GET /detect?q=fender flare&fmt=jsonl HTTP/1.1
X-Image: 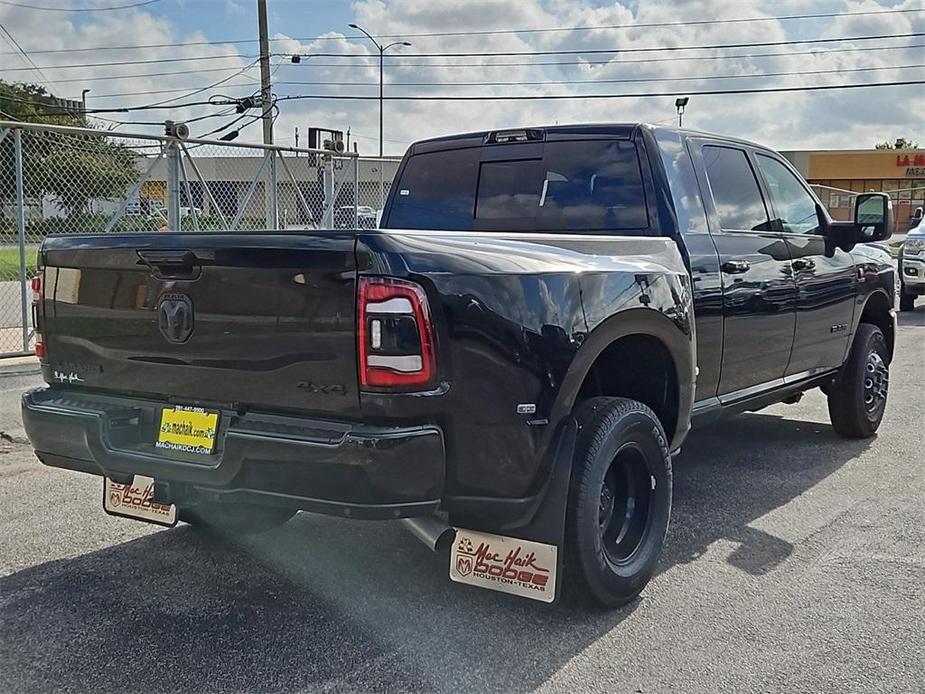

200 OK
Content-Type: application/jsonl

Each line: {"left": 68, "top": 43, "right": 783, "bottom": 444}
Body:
{"left": 548, "top": 307, "right": 695, "bottom": 450}
{"left": 853, "top": 287, "right": 895, "bottom": 361}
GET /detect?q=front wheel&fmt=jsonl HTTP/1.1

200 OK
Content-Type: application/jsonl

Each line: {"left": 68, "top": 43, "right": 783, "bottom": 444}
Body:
{"left": 899, "top": 288, "right": 915, "bottom": 312}
{"left": 179, "top": 502, "right": 297, "bottom": 534}
{"left": 564, "top": 397, "right": 672, "bottom": 607}
{"left": 827, "top": 324, "right": 890, "bottom": 438}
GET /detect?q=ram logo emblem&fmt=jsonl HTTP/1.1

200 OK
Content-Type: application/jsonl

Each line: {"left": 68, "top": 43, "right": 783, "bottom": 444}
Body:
{"left": 158, "top": 294, "right": 194, "bottom": 344}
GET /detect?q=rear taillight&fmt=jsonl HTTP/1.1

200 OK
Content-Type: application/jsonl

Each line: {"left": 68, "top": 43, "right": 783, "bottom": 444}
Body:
{"left": 358, "top": 276, "right": 436, "bottom": 390}
{"left": 31, "top": 272, "right": 46, "bottom": 362}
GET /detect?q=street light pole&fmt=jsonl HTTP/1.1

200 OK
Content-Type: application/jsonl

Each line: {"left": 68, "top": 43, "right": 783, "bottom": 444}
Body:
{"left": 379, "top": 47, "right": 384, "bottom": 158}
{"left": 675, "top": 96, "right": 690, "bottom": 128}
{"left": 349, "top": 23, "right": 410, "bottom": 157}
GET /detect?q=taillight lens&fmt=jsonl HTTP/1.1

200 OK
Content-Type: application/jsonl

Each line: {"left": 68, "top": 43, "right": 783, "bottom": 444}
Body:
{"left": 358, "top": 276, "right": 436, "bottom": 390}
{"left": 32, "top": 272, "right": 46, "bottom": 362}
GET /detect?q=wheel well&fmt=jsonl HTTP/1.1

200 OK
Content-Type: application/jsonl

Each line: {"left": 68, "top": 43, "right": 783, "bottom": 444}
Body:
{"left": 576, "top": 334, "right": 679, "bottom": 440}
{"left": 859, "top": 291, "right": 894, "bottom": 360}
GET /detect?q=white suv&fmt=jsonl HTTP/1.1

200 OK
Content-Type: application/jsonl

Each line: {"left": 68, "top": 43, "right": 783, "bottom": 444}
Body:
{"left": 900, "top": 218, "right": 925, "bottom": 311}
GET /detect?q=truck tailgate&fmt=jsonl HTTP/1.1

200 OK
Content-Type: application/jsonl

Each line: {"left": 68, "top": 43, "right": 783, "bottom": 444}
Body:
{"left": 40, "top": 233, "right": 360, "bottom": 416}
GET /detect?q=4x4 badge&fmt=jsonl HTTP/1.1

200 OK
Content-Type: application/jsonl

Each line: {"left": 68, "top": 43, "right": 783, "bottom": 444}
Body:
{"left": 158, "top": 294, "right": 194, "bottom": 343}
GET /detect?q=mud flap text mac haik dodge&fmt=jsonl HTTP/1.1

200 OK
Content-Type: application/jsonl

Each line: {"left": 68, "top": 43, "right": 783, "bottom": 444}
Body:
{"left": 450, "top": 529, "right": 558, "bottom": 603}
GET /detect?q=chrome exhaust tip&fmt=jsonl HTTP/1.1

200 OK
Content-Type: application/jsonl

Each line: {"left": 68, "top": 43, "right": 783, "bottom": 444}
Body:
{"left": 400, "top": 515, "right": 455, "bottom": 552}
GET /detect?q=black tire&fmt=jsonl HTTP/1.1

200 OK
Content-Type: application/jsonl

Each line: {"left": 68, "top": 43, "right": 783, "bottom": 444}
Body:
{"left": 564, "top": 397, "right": 672, "bottom": 607}
{"left": 898, "top": 289, "right": 915, "bottom": 312}
{"left": 179, "top": 502, "right": 296, "bottom": 534}
{"left": 827, "top": 323, "right": 890, "bottom": 438}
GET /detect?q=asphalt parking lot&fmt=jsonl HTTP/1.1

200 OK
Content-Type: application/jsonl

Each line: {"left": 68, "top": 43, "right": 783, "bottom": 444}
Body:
{"left": 1, "top": 308, "right": 923, "bottom": 694}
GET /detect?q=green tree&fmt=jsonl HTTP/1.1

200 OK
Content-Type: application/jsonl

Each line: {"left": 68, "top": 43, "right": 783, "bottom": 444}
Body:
{"left": 1, "top": 80, "right": 138, "bottom": 217}
{"left": 874, "top": 137, "right": 920, "bottom": 150}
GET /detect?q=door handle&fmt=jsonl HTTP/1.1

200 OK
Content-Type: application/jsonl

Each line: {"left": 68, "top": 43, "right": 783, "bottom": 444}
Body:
{"left": 137, "top": 249, "right": 201, "bottom": 279}
{"left": 721, "top": 260, "right": 750, "bottom": 274}
{"left": 792, "top": 258, "right": 816, "bottom": 271}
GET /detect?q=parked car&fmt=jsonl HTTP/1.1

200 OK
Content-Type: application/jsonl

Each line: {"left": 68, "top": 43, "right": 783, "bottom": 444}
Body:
{"left": 334, "top": 204, "right": 377, "bottom": 229}
{"left": 899, "top": 216, "right": 925, "bottom": 311}
{"left": 22, "top": 124, "right": 895, "bottom": 607}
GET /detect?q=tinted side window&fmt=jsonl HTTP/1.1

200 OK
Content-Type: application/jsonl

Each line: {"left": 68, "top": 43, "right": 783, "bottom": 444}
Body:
{"left": 701, "top": 145, "right": 771, "bottom": 232}
{"left": 539, "top": 140, "right": 648, "bottom": 230}
{"left": 474, "top": 140, "right": 648, "bottom": 231}
{"left": 755, "top": 154, "right": 821, "bottom": 235}
{"left": 386, "top": 148, "right": 478, "bottom": 230}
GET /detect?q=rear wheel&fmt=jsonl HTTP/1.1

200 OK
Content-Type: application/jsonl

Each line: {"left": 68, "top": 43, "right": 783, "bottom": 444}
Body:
{"left": 564, "top": 397, "right": 672, "bottom": 607}
{"left": 179, "top": 502, "right": 296, "bottom": 534}
{"left": 827, "top": 324, "right": 889, "bottom": 438}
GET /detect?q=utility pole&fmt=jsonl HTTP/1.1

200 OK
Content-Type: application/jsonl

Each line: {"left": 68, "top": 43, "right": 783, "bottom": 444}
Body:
{"left": 257, "top": 0, "right": 278, "bottom": 228}
{"left": 257, "top": 0, "right": 273, "bottom": 147}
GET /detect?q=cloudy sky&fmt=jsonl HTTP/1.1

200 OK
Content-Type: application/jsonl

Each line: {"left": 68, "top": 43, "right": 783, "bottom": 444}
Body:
{"left": 0, "top": 0, "right": 922, "bottom": 155}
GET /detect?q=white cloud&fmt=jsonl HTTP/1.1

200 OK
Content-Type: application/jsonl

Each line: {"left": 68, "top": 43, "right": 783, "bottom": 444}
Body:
{"left": 1, "top": 0, "right": 922, "bottom": 154}
{"left": 226, "top": 0, "right": 247, "bottom": 16}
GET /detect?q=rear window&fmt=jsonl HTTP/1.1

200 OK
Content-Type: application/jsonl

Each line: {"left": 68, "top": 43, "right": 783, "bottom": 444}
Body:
{"left": 385, "top": 139, "right": 648, "bottom": 232}
{"left": 385, "top": 148, "right": 480, "bottom": 230}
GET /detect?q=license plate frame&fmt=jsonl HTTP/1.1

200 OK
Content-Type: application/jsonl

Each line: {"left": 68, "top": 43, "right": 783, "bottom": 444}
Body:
{"left": 103, "top": 475, "right": 177, "bottom": 527}
{"left": 156, "top": 405, "right": 220, "bottom": 455}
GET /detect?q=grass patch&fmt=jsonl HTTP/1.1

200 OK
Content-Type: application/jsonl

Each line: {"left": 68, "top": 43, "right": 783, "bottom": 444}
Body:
{"left": 0, "top": 246, "right": 38, "bottom": 281}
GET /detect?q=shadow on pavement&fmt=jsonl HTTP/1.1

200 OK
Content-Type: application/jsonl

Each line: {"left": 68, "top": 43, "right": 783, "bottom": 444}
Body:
{"left": 896, "top": 304, "right": 925, "bottom": 327}
{"left": 0, "top": 411, "right": 873, "bottom": 693}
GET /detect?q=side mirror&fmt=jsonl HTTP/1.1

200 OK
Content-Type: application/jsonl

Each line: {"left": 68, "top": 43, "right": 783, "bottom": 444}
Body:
{"left": 854, "top": 192, "right": 892, "bottom": 242}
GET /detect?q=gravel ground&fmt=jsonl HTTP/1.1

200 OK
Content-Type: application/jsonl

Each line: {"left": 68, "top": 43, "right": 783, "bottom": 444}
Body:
{"left": 1, "top": 308, "right": 923, "bottom": 693}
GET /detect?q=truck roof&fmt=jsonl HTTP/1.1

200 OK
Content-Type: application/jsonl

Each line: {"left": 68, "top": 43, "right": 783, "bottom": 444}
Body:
{"left": 408, "top": 123, "right": 774, "bottom": 155}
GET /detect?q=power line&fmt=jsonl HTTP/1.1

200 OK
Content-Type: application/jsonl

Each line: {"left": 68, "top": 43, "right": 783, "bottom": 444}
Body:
{"left": 0, "top": 0, "right": 162, "bottom": 10}
{"left": 88, "top": 105, "right": 238, "bottom": 129}
{"left": 2, "top": 30, "right": 920, "bottom": 72}
{"left": 274, "top": 79, "right": 925, "bottom": 102}
{"left": 79, "top": 63, "right": 925, "bottom": 99}
{"left": 295, "top": 31, "right": 925, "bottom": 59}
{"left": 0, "top": 21, "right": 51, "bottom": 87}
{"left": 8, "top": 40, "right": 922, "bottom": 89}
{"left": 20, "top": 64, "right": 262, "bottom": 85}
{"left": 74, "top": 82, "right": 260, "bottom": 99}
{"left": 270, "top": 63, "right": 925, "bottom": 89}
{"left": 319, "top": 42, "right": 925, "bottom": 70}
{"left": 0, "top": 7, "right": 921, "bottom": 55}
{"left": 1, "top": 53, "right": 259, "bottom": 72}
{"left": 4, "top": 88, "right": 242, "bottom": 115}
{"left": 360, "top": 7, "right": 925, "bottom": 39}
{"left": 134, "top": 59, "right": 260, "bottom": 109}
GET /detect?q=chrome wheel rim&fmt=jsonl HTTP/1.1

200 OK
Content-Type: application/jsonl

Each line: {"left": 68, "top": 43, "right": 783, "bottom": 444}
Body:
{"left": 863, "top": 351, "right": 889, "bottom": 414}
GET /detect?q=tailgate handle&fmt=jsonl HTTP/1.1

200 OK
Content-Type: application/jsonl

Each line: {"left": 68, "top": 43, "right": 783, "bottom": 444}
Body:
{"left": 138, "top": 250, "right": 200, "bottom": 278}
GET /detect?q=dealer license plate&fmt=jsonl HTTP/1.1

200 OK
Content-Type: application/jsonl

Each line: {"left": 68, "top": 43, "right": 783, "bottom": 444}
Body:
{"left": 156, "top": 405, "right": 219, "bottom": 455}
{"left": 450, "top": 528, "right": 558, "bottom": 603}
{"left": 104, "top": 475, "right": 177, "bottom": 527}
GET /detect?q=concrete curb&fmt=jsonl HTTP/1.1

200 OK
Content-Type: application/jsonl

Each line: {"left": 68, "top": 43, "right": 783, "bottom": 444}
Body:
{"left": 0, "top": 355, "right": 40, "bottom": 377}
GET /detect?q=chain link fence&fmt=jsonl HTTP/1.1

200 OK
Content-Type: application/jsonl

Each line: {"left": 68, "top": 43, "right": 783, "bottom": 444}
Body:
{"left": 0, "top": 120, "right": 400, "bottom": 356}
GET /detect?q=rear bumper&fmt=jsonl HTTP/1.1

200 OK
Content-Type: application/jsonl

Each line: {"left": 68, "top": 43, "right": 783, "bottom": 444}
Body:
{"left": 22, "top": 387, "right": 444, "bottom": 520}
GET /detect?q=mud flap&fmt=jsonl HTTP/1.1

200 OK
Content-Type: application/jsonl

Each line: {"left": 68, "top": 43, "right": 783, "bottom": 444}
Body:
{"left": 450, "top": 419, "right": 577, "bottom": 604}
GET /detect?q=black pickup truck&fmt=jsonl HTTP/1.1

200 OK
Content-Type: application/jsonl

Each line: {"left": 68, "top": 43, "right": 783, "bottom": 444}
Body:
{"left": 22, "top": 124, "right": 895, "bottom": 607}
